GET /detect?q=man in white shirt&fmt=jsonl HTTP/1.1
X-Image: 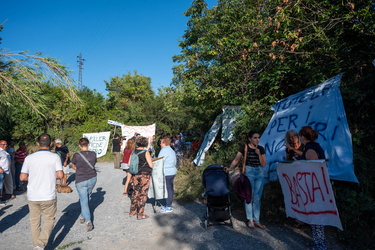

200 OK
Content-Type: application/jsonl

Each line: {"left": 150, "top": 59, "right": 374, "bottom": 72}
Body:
{"left": 20, "top": 133, "right": 63, "bottom": 250}
{"left": 0, "top": 140, "right": 10, "bottom": 206}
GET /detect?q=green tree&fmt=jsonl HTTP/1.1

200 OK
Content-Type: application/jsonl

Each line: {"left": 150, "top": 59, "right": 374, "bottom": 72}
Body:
{"left": 173, "top": 1, "right": 375, "bottom": 247}
{"left": 105, "top": 71, "right": 154, "bottom": 110}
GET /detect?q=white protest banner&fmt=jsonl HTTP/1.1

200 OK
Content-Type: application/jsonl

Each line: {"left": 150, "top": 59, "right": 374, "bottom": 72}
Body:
{"left": 260, "top": 74, "right": 358, "bottom": 182}
{"left": 277, "top": 160, "right": 343, "bottom": 230}
{"left": 193, "top": 114, "right": 222, "bottom": 166}
{"left": 221, "top": 106, "right": 243, "bottom": 142}
{"left": 148, "top": 157, "right": 167, "bottom": 199}
{"left": 107, "top": 120, "right": 124, "bottom": 127}
{"left": 121, "top": 124, "right": 156, "bottom": 150}
{"left": 82, "top": 131, "right": 111, "bottom": 158}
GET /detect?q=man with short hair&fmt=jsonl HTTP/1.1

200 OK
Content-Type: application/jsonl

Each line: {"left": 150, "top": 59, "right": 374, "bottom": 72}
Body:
{"left": 14, "top": 141, "right": 27, "bottom": 190}
{"left": 54, "top": 139, "right": 70, "bottom": 186}
{"left": 112, "top": 134, "right": 122, "bottom": 169}
{"left": 131, "top": 132, "right": 140, "bottom": 141}
{"left": 20, "top": 133, "right": 63, "bottom": 250}
{"left": 0, "top": 140, "right": 10, "bottom": 205}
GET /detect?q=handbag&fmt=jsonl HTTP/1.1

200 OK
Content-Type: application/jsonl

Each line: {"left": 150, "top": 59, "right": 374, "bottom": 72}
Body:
{"left": 120, "top": 162, "right": 129, "bottom": 170}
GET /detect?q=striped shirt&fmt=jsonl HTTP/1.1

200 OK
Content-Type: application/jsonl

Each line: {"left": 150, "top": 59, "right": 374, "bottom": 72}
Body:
{"left": 15, "top": 148, "right": 27, "bottom": 163}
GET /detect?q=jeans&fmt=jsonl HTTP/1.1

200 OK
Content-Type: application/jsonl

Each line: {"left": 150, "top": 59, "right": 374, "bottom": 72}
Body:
{"left": 76, "top": 176, "right": 97, "bottom": 223}
{"left": 0, "top": 173, "right": 4, "bottom": 191}
{"left": 15, "top": 162, "right": 23, "bottom": 189}
{"left": 244, "top": 166, "right": 265, "bottom": 222}
{"left": 165, "top": 175, "right": 175, "bottom": 207}
{"left": 28, "top": 199, "right": 57, "bottom": 248}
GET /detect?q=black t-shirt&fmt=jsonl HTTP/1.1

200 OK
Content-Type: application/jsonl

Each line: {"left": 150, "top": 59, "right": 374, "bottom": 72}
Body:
{"left": 71, "top": 151, "right": 97, "bottom": 183}
{"left": 56, "top": 145, "right": 70, "bottom": 165}
{"left": 239, "top": 144, "right": 265, "bottom": 167}
{"left": 112, "top": 138, "right": 121, "bottom": 152}
{"left": 134, "top": 149, "right": 152, "bottom": 174}
{"left": 301, "top": 142, "right": 325, "bottom": 160}
{"left": 286, "top": 143, "right": 305, "bottom": 160}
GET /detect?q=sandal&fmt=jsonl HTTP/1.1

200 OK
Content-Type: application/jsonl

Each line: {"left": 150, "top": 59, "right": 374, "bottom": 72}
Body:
{"left": 86, "top": 221, "right": 93, "bottom": 232}
{"left": 129, "top": 212, "right": 137, "bottom": 217}
{"left": 247, "top": 220, "right": 255, "bottom": 229}
{"left": 254, "top": 221, "right": 266, "bottom": 229}
{"left": 137, "top": 214, "right": 149, "bottom": 220}
{"left": 123, "top": 192, "right": 128, "bottom": 197}
{"left": 79, "top": 217, "right": 85, "bottom": 224}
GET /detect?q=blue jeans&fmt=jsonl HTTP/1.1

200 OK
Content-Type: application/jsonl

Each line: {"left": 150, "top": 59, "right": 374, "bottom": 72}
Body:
{"left": 245, "top": 166, "right": 265, "bottom": 222}
{"left": 15, "top": 162, "right": 23, "bottom": 189}
{"left": 0, "top": 173, "right": 4, "bottom": 191}
{"left": 76, "top": 176, "right": 97, "bottom": 222}
{"left": 165, "top": 175, "right": 175, "bottom": 207}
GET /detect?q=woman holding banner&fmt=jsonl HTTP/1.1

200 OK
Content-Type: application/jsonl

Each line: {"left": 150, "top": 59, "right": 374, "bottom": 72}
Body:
{"left": 299, "top": 126, "right": 327, "bottom": 250}
{"left": 122, "top": 139, "right": 135, "bottom": 196}
{"left": 284, "top": 129, "right": 304, "bottom": 161}
{"left": 226, "top": 130, "right": 267, "bottom": 229}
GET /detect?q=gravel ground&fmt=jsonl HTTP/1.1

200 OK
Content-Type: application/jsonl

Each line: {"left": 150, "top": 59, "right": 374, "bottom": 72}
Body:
{"left": 0, "top": 162, "right": 344, "bottom": 250}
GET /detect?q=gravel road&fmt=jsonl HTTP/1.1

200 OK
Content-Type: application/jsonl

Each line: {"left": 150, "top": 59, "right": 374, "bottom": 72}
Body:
{"left": 0, "top": 162, "right": 344, "bottom": 250}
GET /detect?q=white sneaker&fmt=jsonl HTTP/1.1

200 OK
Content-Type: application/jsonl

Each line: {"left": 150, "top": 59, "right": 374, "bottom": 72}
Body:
{"left": 160, "top": 206, "right": 173, "bottom": 213}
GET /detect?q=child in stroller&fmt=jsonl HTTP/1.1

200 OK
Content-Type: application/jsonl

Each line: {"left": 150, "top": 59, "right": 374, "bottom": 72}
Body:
{"left": 202, "top": 164, "right": 233, "bottom": 229}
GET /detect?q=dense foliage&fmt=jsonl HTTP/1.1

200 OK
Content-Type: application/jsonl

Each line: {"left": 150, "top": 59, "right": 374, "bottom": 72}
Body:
{"left": 0, "top": 1, "right": 374, "bottom": 248}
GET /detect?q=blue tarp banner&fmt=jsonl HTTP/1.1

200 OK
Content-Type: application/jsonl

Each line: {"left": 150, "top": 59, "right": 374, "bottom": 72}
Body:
{"left": 261, "top": 74, "right": 358, "bottom": 183}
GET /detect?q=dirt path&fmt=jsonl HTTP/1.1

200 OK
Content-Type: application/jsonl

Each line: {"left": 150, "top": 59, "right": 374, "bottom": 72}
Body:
{"left": 0, "top": 162, "right": 343, "bottom": 250}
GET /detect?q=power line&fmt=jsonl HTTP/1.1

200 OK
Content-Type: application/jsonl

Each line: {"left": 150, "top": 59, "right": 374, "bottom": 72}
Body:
{"left": 77, "top": 53, "right": 85, "bottom": 90}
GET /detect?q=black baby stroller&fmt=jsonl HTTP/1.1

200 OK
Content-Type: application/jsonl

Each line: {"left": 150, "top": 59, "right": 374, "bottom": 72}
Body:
{"left": 202, "top": 164, "right": 233, "bottom": 229}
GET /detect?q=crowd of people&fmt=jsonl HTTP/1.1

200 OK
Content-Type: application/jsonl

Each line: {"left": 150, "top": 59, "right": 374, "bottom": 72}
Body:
{"left": 0, "top": 126, "right": 328, "bottom": 250}
{"left": 0, "top": 134, "right": 98, "bottom": 249}
{"left": 225, "top": 126, "right": 327, "bottom": 250}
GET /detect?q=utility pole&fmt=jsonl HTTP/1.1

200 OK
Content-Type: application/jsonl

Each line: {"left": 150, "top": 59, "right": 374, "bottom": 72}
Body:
{"left": 77, "top": 53, "right": 85, "bottom": 90}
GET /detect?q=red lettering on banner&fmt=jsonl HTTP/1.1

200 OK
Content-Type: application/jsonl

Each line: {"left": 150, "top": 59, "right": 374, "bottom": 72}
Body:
{"left": 311, "top": 172, "right": 325, "bottom": 202}
{"left": 281, "top": 167, "right": 331, "bottom": 208}
{"left": 292, "top": 207, "right": 338, "bottom": 215}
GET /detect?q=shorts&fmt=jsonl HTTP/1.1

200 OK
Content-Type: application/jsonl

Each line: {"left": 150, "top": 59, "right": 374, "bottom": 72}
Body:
{"left": 63, "top": 163, "right": 70, "bottom": 174}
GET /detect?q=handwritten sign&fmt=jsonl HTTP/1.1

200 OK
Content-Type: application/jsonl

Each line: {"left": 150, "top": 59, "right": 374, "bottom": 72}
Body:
{"left": 82, "top": 131, "right": 110, "bottom": 158}
{"left": 121, "top": 124, "right": 156, "bottom": 150}
{"left": 277, "top": 160, "right": 342, "bottom": 230}
{"left": 148, "top": 157, "right": 167, "bottom": 200}
{"left": 261, "top": 74, "right": 358, "bottom": 183}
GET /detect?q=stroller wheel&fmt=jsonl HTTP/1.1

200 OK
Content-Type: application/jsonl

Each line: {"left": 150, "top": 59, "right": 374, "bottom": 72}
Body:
{"left": 230, "top": 217, "right": 234, "bottom": 228}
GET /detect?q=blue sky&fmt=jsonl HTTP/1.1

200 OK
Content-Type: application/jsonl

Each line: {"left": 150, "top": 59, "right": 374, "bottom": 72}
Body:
{"left": 1, "top": 0, "right": 216, "bottom": 96}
